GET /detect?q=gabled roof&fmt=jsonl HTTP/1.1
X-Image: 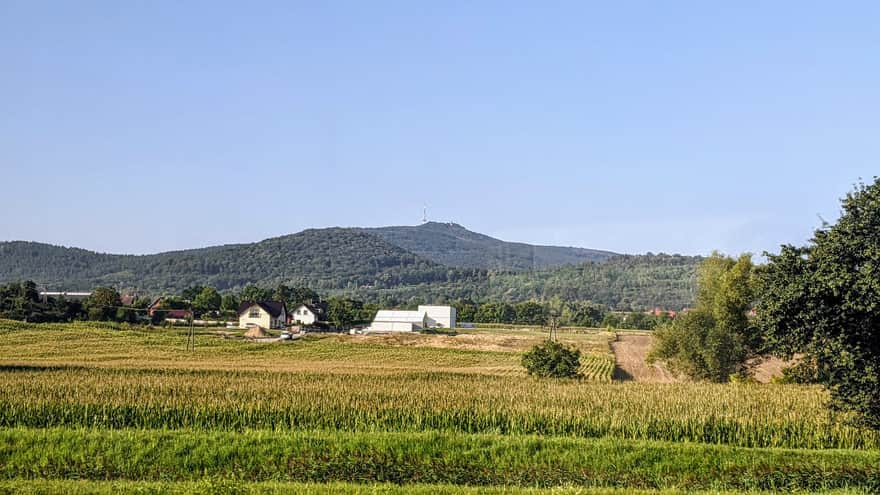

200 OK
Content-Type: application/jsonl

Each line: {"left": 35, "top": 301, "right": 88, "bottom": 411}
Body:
{"left": 297, "top": 302, "right": 326, "bottom": 315}
{"left": 239, "top": 300, "right": 286, "bottom": 318}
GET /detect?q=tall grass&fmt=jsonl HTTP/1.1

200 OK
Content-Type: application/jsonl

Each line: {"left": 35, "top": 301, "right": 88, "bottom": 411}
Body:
{"left": 1, "top": 428, "right": 879, "bottom": 490}
{"left": 1, "top": 480, "right": 872, "bottom": 494}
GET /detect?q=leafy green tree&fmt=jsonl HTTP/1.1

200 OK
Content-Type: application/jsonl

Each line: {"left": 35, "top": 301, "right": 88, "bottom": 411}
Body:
{"left": 522, "top": 340, "right": 581, "bottom": 378}
{"left": 453, "top": 299, "right": 478, "bottom": 322}
{"left": 327, "top": 297, "right": 362, "bottom": 330}
{"left": 290, "top": 287, "right": 319, "bottom": 306}
{"left": 193, "top": 287, "right": 221, "bottom": 312}
{"left": 85, "top": 287, "right": 122, "bottom": 321}
{"left": 758, "top": 179, "right": 880, "bottom": 428}
{"left": 89, "top": 287, "right": 122, "bottom": 309}
{"left": 273, "top": 284, "right": 292, "bottom": 305}
{"left": 220, "top": 294, "right": 240, "bottom": 314}
{"left": 180, "top": 286, "right": 206, "bottom": 302}
{"left": 19, "top": 281, "right": 39, "bottom": 302}
{"left": 650, "top": 253, "right": 757, "bottom": 382}
{"left": 240, "top": 285, "right": 271, "bottom": 303}
{"left": 514, "top": 301, "right": 548, "bottom": 325}
{"left": 601, "top": 313, "right": 622, "bottom": 329}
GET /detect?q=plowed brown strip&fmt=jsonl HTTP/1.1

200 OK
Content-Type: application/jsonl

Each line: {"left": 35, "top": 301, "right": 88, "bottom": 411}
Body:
{"left": 611, "top": 333, "right": 679, "bottom": 383}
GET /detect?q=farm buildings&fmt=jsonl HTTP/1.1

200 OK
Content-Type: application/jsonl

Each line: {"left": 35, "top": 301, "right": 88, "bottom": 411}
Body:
{"left": 369, "top": 305, "right": 456, "bottom": 332}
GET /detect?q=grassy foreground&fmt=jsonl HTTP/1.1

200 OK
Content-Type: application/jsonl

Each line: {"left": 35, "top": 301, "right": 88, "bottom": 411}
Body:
{"left": 0, "top": 480, "right": 874, "bottom": 495}
{"left": 2, "top": 428, "right": 879, "bottom": 490}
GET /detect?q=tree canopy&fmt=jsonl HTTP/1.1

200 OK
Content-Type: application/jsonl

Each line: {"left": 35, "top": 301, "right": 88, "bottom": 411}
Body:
{"left": 650, "top": 253, "right": 758, "bottom": 382}
{"left": 758, "top": 178, "right": 880, "bottom": 428}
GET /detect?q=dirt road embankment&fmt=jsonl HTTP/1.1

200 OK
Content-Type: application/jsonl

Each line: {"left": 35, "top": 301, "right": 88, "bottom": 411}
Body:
{"left": 610, "top": 333, "right": 679, "bottom": 383}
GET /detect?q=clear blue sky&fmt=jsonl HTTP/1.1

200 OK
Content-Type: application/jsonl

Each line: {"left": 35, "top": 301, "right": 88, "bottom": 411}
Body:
{"left": 2, "top": 1, "right": 878, "bottom": 256}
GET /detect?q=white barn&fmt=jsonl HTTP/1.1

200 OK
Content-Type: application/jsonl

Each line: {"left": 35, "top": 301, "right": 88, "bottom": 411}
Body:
{"left": 368, "top": 305, "right": 456, "bottom": 332}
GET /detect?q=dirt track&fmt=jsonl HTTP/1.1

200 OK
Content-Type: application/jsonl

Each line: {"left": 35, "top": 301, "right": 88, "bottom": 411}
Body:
{"left": 611, "top": 334, "right": 679, "bottom": 383}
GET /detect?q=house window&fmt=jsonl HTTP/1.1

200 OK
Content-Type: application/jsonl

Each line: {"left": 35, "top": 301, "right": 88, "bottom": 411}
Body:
{"left": 249, "top": 308, "right": 260, "bottom": 318}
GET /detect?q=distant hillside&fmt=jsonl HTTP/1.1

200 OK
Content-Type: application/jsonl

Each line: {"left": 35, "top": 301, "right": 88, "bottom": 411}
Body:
{"left": 0, "top": 225, "right": 700, "bottom": 309}
{"left": 0, "top": 229, "right": 480, "bottom": 294}
{"left": 340, "top": 253, "right": 700, "bottom": 311}
{"left": 365, "top": 222, "right": 617, "bottom": 270}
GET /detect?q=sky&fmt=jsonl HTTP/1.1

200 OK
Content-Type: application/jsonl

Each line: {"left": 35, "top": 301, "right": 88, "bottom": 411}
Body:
{"left": 2, "top": 1, "right": 878, "bottom": 257}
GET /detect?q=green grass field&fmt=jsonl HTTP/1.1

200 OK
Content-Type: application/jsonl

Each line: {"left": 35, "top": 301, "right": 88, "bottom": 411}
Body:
{"left": 1, "top": 320, "right": 878, "bottom": 494}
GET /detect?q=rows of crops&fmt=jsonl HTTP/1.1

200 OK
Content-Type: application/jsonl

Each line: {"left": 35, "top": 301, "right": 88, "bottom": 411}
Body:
{"left": 2, "top": 320, "right": 879, "bottom": 493}
{"left": 1, "top": 366, "right": 877, "bottom": 449}
{"left": 580, "top": 355, "right": 615, "bottom": 381}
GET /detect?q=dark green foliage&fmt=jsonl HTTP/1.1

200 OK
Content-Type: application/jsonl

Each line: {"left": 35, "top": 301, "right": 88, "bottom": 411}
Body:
{"left": 0, "top": 228, "right": 700, "bottom": 310}
{"left": 83, "top": 287, "right": 123, "bottom": 321}
{"left": 0, "top": 281, "right": 84, "bottom": 322}
{"left": 365, "top": 221, "right": 618, "bottom": 270}
{"left": 758, "top": 178, "right": 880, "bottom": 429}
{"left": 343, "top": 253, "right": 701, "bottom": 310}
{"left": 650, "top": 254, "right": 758, "bottom": 382}
{"left": 326, "top": 297, "right": 372, "bottom": 329}
{"left": 0, "top": 229, "right": 476, "bottom": 294}
{"left": 522, "top": 340, "right": 581, "bottom": 378}
{"left": 193, "top": 287, "right": 221, "bottom": 311}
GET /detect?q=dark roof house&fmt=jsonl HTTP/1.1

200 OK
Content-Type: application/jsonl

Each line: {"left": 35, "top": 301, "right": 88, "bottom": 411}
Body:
{"left": 238, "top": 300, "right": 286, "bottom": 317}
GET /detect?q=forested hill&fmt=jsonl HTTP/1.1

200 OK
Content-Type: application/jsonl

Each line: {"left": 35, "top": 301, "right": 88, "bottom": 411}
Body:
{"left": 0, "top": 229, "right": 482, "bottom": 294}
{"left": 340, "top": 254, "right": 701, "bottom": 311}
{"left": 364, "top": 222, "right": 618, "bottom": 270}
{"left": 0, "top": 226, "right": 700, "bottom": 309}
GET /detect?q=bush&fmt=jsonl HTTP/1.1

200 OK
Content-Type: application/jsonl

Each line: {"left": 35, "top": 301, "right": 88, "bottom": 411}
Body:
{"left": 522, "top": 340, "right": 581, "bottom": 378}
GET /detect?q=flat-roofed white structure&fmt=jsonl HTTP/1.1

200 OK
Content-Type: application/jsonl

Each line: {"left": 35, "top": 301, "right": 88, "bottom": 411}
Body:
{"left": 368, "top": 305, "right": 456, "bottom": 332}
{"left": 39, "top": 291, "right": 92, "bottom": 301}
{"left": 419, "top": 305, "right": 457, "bottom": 329}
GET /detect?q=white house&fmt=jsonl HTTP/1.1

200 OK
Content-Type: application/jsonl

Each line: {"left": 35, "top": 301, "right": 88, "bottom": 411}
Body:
{"left": 368, "top": 305, "right": 456, "bottom": 332}
{"left": 238, "top": 301, "right": 287, "bottom": 329}
{"left": 290, "top": 303, "right": 326, "bottom": 325}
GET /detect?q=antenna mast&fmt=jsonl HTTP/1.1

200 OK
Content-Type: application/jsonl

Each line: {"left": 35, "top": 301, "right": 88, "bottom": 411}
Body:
{"left": 422, "top": 204, "right": 428, "bottom": 224}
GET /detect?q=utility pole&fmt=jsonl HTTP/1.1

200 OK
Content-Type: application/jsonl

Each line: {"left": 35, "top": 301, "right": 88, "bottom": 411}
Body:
{"left": 185, "top": 299, "right": 195, "bottom": 352}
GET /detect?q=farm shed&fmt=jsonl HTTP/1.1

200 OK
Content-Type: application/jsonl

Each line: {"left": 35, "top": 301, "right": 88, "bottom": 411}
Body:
{"left": 368, "top": 305, "right": 457, "bottom": 332}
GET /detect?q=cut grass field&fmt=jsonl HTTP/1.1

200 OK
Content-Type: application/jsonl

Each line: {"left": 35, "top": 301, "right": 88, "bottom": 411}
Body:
{"left": 1, "top": 319, "right": 878, "bottom": 493}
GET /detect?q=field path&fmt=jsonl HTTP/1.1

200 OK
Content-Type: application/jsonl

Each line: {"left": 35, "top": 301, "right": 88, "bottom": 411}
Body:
{"left": 611, "top": 333, "right": 679, "bottom": 383}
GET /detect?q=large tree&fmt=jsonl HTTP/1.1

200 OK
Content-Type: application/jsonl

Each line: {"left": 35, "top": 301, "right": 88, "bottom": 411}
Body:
{"left": 193, "top": 287, "right": 221, "bottom": 312}
{"left": 758, "top": 178, "right": 880, "bottom": 428}
{"left": 650, "top": 253, "right": 758, "bottom": 382}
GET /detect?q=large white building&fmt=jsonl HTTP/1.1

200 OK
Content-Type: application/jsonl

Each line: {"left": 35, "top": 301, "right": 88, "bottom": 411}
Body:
{"left": 419, "top": 305, "right": 456, "bottom": 329}
{"left": 368, "top": 305, "right": 456, "bottom": 332}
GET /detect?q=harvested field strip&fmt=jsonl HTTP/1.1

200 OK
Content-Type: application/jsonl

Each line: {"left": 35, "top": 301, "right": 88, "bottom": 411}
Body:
{"left": 1, "top": 428, "right": 879, "bottom": 491}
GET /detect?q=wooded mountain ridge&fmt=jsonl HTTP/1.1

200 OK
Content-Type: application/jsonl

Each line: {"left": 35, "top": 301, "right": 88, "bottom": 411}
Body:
{"left": 0, "top": 223, "right": 699, "bottom": 309}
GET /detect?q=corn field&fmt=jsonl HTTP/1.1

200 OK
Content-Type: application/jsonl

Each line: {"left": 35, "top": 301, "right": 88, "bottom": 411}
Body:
{"left": 1, "top": 320, "right": 879, "bottom": 492}
{"left": 0, "top": 366, "right": 877, "bottom": 449}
